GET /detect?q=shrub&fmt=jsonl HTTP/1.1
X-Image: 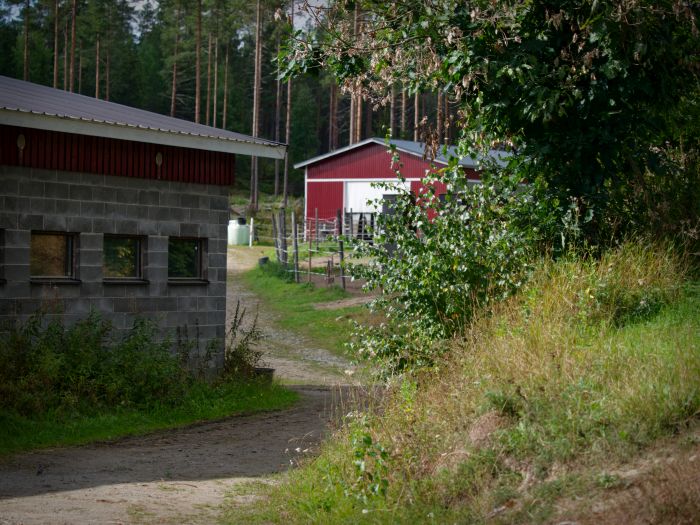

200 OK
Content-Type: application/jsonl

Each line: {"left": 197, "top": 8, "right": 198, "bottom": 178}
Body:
{"left": 348, "top": 152, "right": 556, "bottom": 375}
{"left": 223, "top": 300, "right": 266, "bottom": 377}
{"left": 0, "top": 313, "right": 203, "bottom": 415}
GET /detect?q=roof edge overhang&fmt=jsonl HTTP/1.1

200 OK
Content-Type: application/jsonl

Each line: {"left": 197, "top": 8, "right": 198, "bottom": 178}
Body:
{"left": 1, "top": 108, "right": 287, "bottom": 160}
{"left": 294, "top": 138, "right": 386, "bottom": 169}
{"left": 293, "top": 137, "right": 479, "bottom": 170}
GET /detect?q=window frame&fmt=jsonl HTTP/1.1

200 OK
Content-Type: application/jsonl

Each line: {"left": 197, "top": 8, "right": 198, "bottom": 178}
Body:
{"left": 167, "top": 236, "right": 208, "bottom": 285}
{"left": 29, "top": 230, "right": 80, "bottom": 284}
{"left": 102, "top": 234, "right": 148, "bottom": 284}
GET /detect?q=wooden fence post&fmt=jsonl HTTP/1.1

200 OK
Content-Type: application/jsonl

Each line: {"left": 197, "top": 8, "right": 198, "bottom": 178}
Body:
{"left": 336, "top": 208, "right": 342, "bottom": 237}
{"left": 279, "top": 207, "right": 288, "bottom": 267}
{"left": 315, "top": 207, "right": 319, "bottom": 251}
{"left": 338, "top": 238, "right": 346, "bottom": 290}
{"left": 249, "top": 217, "right": 254, "bottom": 247}
{"left": 308, "top": 219, "right": 312, "bottom": 283}
{"left": 292, "top": 211, "right": 299, "bottom": 282}
{"left": 271, "top": 213, "right": 279, "bottom": 262}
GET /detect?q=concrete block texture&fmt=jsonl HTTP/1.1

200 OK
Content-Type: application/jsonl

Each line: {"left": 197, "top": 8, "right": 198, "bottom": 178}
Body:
{"left": 0, "top": 166, "right": 228, "bottom": 368}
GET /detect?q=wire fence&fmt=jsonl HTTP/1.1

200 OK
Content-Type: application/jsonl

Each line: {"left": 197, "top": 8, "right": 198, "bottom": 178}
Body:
{"left": 240, "top": 208, "right": 380, "bottom": 290}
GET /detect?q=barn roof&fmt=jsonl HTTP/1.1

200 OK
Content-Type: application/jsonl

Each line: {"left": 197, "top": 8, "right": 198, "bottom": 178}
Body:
{"left": 294, "top": 137, "right": 509, "bottom": 169}
{"left": 0, "top": 75, "right": 286, "bottom": 160}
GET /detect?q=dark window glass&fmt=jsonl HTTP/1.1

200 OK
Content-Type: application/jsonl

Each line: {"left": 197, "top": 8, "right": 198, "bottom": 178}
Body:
{"left": 168, "top": 238, "right": 201, "bottom": 278}
{"left": 30, "top": 232, "right": 74, "bottom": 277}
{"left": 104, "top": 236, "right": 141, "bottom": 278}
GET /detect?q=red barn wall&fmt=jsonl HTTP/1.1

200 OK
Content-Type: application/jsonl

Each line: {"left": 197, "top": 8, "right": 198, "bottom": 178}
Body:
{"left": 305, "top": 142, "right": 482, "bottom": 221}
{"left": 307, "top": 142, "right": 432, "bottom": 182}
{"left": 306, "top": 181, "right": 343, "bottom": 222}
{"left": 0, "top": 124, "right": 235, "bottom": 186}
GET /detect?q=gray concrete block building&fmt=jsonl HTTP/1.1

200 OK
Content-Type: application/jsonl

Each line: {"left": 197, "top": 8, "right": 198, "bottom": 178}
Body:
{"left": 0, "top": 75, "right": 285, "bottom": 371}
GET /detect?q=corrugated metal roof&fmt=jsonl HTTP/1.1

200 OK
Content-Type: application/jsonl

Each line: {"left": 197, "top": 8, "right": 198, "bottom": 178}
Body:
{"left": 0, "top": 75, "right": 286, "bottom": 160}
{"left": 294, "top": 137, "right": 509, "bottom": 169}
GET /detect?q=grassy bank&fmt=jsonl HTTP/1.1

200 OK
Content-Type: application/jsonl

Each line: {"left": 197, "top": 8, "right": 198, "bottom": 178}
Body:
{"left": 222, "top": 244, "right": 700, "bottom": 523}
{"left": 239, "top": 263, "right": 371, "bottom": 357}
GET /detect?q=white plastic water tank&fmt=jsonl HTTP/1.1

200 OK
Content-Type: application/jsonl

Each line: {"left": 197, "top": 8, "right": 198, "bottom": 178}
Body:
{"left": 228, "top": 218, "right": 250, "bottom": 245}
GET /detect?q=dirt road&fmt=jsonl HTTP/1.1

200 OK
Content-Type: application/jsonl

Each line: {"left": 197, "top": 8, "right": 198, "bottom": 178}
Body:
{"left": 0, "top": 247, "right": 359, "bottom": 524}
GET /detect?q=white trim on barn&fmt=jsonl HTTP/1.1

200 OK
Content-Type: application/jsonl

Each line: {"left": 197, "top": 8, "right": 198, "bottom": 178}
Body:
{"left": 306, "top": 177, "right": 423, "bottom": 183}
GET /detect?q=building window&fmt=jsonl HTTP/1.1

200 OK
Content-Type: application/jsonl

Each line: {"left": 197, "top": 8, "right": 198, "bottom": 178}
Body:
{"left": 30, "top": 232, "right": 77, "bottom": 278}
{"left": 103, "top": 235, "right": 143, "bottom": 279}
{"left": 168, "top": 238, "right": 205, "bottom": 280}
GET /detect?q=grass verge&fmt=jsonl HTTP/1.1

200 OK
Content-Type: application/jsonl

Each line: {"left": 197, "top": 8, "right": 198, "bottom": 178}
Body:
{"left": 221, "top": 243, "right": 700, "bottom": 523}
{"left": 0, "top": 380, "right": 298, "bottom": 457}
{"left": 239, "top": 262, "right": 373, "bottom": 357}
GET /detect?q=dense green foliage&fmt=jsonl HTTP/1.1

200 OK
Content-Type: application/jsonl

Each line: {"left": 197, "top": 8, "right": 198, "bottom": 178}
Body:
{"left": 223, "top": 245, "right": 700, "bottom": 524}
{"left": 285, "top": 0, "right": 700, "bottom": 242}
{"left": 348, "top": 152, "right": 557, "bottom": 374}
{"left": 0, "top": 311, "right": 297, "bottom": 455}
{"left": 0, "top": 313, "right": 195, "bottom": 414}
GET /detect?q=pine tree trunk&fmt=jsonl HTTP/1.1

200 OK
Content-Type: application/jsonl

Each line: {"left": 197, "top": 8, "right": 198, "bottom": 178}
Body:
{"left": 195, "top": 0, "right": 202, "bottom": 123}
{"left": 23, "top": 0, "right": 29, "bottom": 81}
{"left": 77, "top": 41, "right": 82, "bottom": 93}
{"left": 401, "top": 88, "right": 406, "bottom": 138}
{"left": 94, "top": 35, "right": 100, "bottom": 98}
{"left": 251, "top": 0, "right": 262, "bottom": 209}
{"left": 283, "top": 1, "right": 294, "bottom": 207}
{"left": 69, "top": 0, "right": 76, "bottom": 92}
{"left": 329, "top": 82, "right": 337, "bottom": 150}
{"left": 212, "top": 36, "right": 218, "bottom": 128}
{"left": 63, "top": 20, "right": 67, "bottom": 89}
{"left": 205, "top": 32, "right": 211, "bottom": 125}
{"left": 222, "top": 42, "right": 229, "bottom": 129}
{"left": 363, "top": 98, "right": 372, "bottom": 139}
{"left": 53, "top": 0, "right": 59, "bottom": 88}
{"left": 355, "top": 96, "right": 362, "bottom": 143}
{"left": 436, "top": 89, "right": 443, "bottom": 143}
{"left": 389, "top": 85, "right": 396, "bottom": 138}
{"left": 170, "top": 7, "right": 180, "bottom": 117}
{"left": 413, "top": 91, "right": 419, "bottom": 141}
{"left": 274, "top": 37, "right": 281, "bottom": 196}
{"left": 349, "top": 95, "right": 355, "bottom": 145}
{"left": 444, "top": 94, "right": 450, "bottom": 143}
{"left": 105, "top": 46, "right": 110, "bottom": 101}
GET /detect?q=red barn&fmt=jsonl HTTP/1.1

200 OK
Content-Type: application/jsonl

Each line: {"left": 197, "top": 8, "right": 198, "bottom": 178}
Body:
{"left": 295, "top": 138, "right": 506, "bottom": 238}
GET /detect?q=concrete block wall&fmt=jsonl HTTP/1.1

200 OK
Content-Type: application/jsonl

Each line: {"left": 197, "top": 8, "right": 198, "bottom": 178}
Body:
{"left": 0, "top": 165, "right": 229, "bottom": 371}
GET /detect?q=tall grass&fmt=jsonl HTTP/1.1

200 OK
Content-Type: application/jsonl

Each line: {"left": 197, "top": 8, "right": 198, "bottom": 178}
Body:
{"left": 222, "top": 243, "right": 700, "bottom": 523}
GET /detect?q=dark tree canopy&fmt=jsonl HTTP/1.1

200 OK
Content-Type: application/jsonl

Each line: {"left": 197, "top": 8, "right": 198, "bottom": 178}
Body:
{"left": 285, "top": 0, "right": 700, "bottom": 225}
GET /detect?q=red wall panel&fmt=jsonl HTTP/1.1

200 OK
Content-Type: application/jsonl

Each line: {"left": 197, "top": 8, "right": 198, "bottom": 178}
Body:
{"left": 0, "top": 124, "right": 236, "bottom": 186}
{"left": 306, "top": 181, "right": 343, "bottom": 222}
{"left": 307, "top": 143, "right": 434, "bottom": 182}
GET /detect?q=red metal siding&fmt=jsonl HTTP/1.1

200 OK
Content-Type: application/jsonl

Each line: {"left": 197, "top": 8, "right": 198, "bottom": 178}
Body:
{"left": 305, "top": 142, "right": 483, "bottom": 221}
{"left": 307, "top": 142, "right": 435, "bottom": 182}
{"left": 0, "top": 124, "right": 235, "bottom": 186}
{"left": 306, "top": 180, "right": 343, "bottom": 222}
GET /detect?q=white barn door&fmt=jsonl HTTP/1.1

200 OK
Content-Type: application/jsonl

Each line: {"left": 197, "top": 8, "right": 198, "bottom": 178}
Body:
{"left": 344, "top": 181, "right": 410, "bottom": 213}
{"left": 344, "top": 180, "right": 410, "bottom": 238}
